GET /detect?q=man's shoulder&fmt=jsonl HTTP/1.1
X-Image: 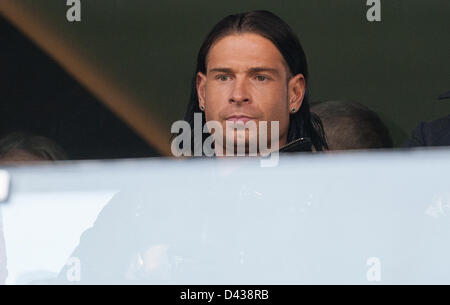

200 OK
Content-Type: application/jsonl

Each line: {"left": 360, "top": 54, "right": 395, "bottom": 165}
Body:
{"left": 407, "top": 115, "right": 450, "bottom": 147}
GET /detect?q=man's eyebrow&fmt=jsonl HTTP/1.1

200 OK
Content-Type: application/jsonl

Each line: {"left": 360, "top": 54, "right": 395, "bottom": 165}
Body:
{"left": 208, "top": 67, "right": 234, "bottom": 73}
{"left": 208, "top": 67, "right": 280, "bottom": 75}
{"left": 247, "top": 67, "right": 280, "bottom": 75}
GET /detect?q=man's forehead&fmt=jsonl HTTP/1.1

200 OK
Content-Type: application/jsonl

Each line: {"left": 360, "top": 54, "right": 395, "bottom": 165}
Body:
{"left": 206, "top": 33, "right": 288, "bottom": 73}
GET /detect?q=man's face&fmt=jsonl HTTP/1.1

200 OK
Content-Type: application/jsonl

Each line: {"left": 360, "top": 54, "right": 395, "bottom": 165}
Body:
{"left": 196, "top": 33, "right": 305, "bottom": 151}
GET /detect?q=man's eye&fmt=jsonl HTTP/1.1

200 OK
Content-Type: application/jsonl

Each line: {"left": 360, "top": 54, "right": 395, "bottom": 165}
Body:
{"left": 255, "top": 75, "right": 269, "bottom": 82}
{"left": 216, "top": 75, "right": 230, "bottom": 81}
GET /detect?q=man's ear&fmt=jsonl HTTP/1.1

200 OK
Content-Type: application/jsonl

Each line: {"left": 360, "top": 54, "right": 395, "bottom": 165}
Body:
{"left": 288, "top": 73, "right": 306, "bottom": 113}
{"left": 196, "top": 72, "right": 207, "bottom": 110}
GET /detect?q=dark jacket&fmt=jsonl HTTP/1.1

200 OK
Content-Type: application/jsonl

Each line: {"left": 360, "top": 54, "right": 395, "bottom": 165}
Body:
{"left": 279, "top": 137, "right": 312, "bottom": 152}
{"left": 406, "top": 115, "right": 450, "bottom": 147}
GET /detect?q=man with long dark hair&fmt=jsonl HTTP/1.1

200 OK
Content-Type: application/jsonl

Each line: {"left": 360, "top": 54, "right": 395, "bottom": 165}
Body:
{"left": 182, "top": 10, "right": 327, "bottom": 155}
{"left": 57, "top": 11, "right": 329, "bottom": 284}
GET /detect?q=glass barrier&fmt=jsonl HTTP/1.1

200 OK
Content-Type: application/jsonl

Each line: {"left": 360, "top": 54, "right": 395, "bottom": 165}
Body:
{"left": 1, "top": 149, "right": 450, "bottom": 284}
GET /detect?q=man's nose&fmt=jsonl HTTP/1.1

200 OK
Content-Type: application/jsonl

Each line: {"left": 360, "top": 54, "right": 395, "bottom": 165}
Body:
{"left": 229, "top": 78, "right": 250, "bottom": 104}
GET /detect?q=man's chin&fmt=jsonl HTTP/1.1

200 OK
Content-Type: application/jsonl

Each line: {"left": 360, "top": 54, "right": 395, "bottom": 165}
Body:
{"left": 219, "top": 132, "right": 258, "bottom": 155}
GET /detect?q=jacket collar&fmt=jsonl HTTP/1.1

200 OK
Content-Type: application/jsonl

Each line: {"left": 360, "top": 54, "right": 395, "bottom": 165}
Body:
{"left": 279, "top": 137, "right": 312, "bottom": 153}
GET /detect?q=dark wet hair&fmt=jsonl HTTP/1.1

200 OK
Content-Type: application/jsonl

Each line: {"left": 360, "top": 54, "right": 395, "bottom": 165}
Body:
{"left": 183, "top": 10, "right": 327, "bottom": 152}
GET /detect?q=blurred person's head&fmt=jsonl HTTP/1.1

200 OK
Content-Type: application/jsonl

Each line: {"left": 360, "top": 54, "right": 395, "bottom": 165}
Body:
{"left": 311, "top": 101, "right": 393, "bottom": 150}
{"left": 183, "top": 10, "right": 327, "bottom": 154}
{"left": 0, "top": 132, "right": 67, "bottom": 164}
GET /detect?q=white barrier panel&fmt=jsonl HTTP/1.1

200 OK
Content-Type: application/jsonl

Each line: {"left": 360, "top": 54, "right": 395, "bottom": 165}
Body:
{"left": 1, "top": 149, "right": 450, "bottom": 284}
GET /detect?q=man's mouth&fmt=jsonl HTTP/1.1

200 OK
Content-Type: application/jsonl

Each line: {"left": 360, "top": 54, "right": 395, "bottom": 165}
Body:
{"left": 225, "top": 115, "right": 254, "bottom": 124}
